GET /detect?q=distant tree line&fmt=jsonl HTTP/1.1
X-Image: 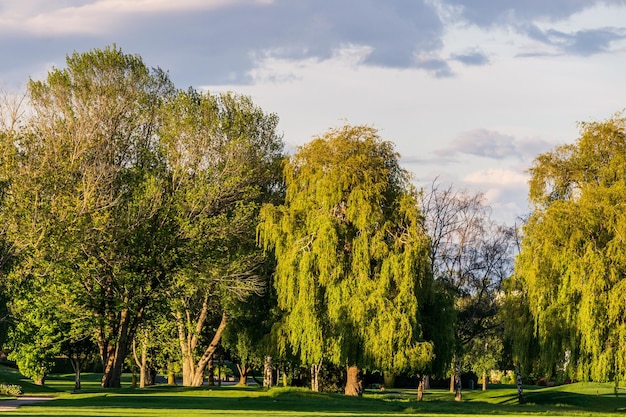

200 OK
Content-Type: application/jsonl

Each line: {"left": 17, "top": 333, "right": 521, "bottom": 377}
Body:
{"left": 0, "top": 46, "right": 623, "bottom": 398}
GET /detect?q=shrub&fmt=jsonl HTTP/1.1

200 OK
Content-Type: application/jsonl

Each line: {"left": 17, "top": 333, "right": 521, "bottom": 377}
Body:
{"left": 0, "top": 384, "right": 23, "bottom": 396}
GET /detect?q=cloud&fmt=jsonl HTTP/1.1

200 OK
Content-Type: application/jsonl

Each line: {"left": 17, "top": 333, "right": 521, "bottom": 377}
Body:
{"left": 442, "top": 0, "right": 619, "bottom": 27}
{"left": 438, "top": 129, "right": 516, "bottom": 159}
{"left": 0, "top": 0, "right": 258, "bottom": 35}
{"left": 451, "top": 50, "right": 490, "bottom": 66}
{"left": 413, "top": 52, "right": 454, "bottom": 77}
{"left": 437, "top": 129, "right": 554, "bottom": 160}
{"left": 0, "top": 0, "right": 448, "bottom": 85}
{"left": 461, "top": 168, "right": 531, "bottom": 223}
{"left": 523, "top": 25, "right": 626, "bottom": 55}
{"left": 441, "top": 0, "right": 626, "bottom": 59}
{"left": 464, "top": 168, "right": 528, "bottom": 186}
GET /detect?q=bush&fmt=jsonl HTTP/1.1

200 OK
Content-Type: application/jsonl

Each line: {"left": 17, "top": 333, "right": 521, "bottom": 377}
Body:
{"left": 0, "top": 384, "right": 23, "bottom": 396}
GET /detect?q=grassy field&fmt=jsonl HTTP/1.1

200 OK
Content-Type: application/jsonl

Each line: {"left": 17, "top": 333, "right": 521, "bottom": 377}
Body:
{"left": 1, "top": 365, "right": 625, "bottom": 416}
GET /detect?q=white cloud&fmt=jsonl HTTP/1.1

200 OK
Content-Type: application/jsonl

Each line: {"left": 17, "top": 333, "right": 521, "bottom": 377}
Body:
{"left": 0, "top": 0, "right": 266, "bottom": 36}
{"left": 463, "top": 168, "right": 528, "bottom": 186}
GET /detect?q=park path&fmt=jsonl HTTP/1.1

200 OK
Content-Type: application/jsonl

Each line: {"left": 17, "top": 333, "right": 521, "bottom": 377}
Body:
{"left": 0, "top": 396, "right": 53, "bottom": 411}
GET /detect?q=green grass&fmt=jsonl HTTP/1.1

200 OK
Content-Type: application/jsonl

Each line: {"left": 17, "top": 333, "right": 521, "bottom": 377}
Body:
{"left": 1, "top": 365, "right": 625, "bottom": 416}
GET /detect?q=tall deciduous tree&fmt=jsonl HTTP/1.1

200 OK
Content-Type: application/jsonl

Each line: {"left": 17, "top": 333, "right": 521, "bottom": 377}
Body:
{"left": 1, "top": 46, "right": 176, "bottom": 388}
{"left": 513, "top": 113, "right": 626, "bottom": 384}
{"left": 420, "top": 182, "right": 516, "bottom": 398}
{"left": 159, "top": 88, "right": 283, "bottom": 387}
{"left": 258, "top": 125, "right": 434, "bottom": 396}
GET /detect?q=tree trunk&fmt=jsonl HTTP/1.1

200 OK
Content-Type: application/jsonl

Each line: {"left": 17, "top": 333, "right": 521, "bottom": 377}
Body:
{"left": 311, "top": 359, "right": 322, "bottom": 392}
{"left": 69, "top": 357, "right": 81, "bottom": 391}
{"left": 454, "top": 360, "right": 462, "bottom": 401}
{"left": 383, "top": 372, "right": 396, "bottom": 389}
{"left": 207, "top": 356, "right": 214, "bottom": 386}
{"left": 417, "top": 376, "right": 425, "bottom": 401}
{"left": 176, "top": 303, "right": 228, "bottom": 387}
{"left": 482, "top": 371, "right": 488, "bottom": 391}
{"left": 282, "top": 368, "right": 288, "bottom": 387}
{"left": 424, "top": 375, "right": 430, "bottom": 390}
{"left": 345, "top": 365, "right": 362, "bottom": 397}
{"left": 236, "top": 363, "right": 249, "bottom": 386}
{"left": 100, "top": 308, "right": 134, "bottom": 388}
{"left": 176, "top": 293, "right": 209, "bottom": 386}
{"left": 189, "top": 311, "right": 228, "bottom": 387}
{"left": 263, "top": 356, "right": 273, "bottom": 388}
{"left": 167, "top": 359, "right": 176, "bottom": 385}
{"left": 133, "top": 338, "right": 149, "bottom": 388}
{"left": 516, "top": 366, "right": 525, "bottom": 404}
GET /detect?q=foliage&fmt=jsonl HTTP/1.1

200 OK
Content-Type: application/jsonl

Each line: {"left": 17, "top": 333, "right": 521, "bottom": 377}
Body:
{"left": 513, "top": 113, "right": 626, "bottom": 383}
{"left": 0, "top": 383, "right": 22, "bottom": 396}
{"left": 159, "top": 87, "right": 284, "bottom": 386}
{"left": 0, "top": 46, "right": 283, "bottom": 389}
{"left": 258, "top": 124, "right": 434, "bottom": 375}
{"left": 1, "top": 45, "right": 176, "bottom": 388}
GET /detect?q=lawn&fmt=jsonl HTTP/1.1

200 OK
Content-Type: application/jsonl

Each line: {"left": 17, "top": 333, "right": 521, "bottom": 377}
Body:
{"left": 1, "top": 365, "right": 625, "bottom": 416}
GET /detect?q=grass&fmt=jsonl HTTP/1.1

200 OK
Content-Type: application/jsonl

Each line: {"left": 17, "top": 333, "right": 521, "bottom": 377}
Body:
{"left": 1, "top": 365, "right": 625, "bottom": 416}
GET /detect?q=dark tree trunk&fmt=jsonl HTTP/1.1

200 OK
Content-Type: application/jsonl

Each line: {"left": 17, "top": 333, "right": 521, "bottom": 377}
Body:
{"left": 516, "top": 366, "right": 525, "bottom": 404}
{"left": 345, "top": 365, "right": 362, "bottom": 397}
{"left": 207, "top": 356, "right": 214, "bottom": 386}
{"left": 383, "top": 372, "right": 396, "bottom": 389}
{"left": 99, "top": 307, "right": 141, "bottom": 388}
{"left": 454, "top": 360, "right": 462, "bottom": 401}
{"left": 70, "top": 357, "right": 82, "bottom": 391}
{"left": 167, "top": 359, "right": 177, "bottom": 385}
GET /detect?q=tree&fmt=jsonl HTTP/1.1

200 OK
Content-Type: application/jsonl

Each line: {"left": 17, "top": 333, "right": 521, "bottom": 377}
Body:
{"left": 159, "top": 88, "right": 283, "bottom": 387}
{"left": 420, "top": 182, "right": 516, "bottom": 398}
{"left": 1, "top": 45, "right": 177, "bottom": 388}
{"left": 221, "top": 261, "right": 279, "bottom": 387}
{"left": 0, "top": 88, "right": 24, "bottom": 354}
{"left": 513, "top": 113, "right": 626, "bottom": 385}
{"left": 258, "top": 125, "right": 434, "bottom": 396}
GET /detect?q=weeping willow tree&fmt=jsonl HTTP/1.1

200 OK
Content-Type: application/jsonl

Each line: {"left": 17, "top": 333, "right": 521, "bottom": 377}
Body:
{"left": 513, "top": 113, "right": 626, "bottom": 385}
{"left": 258, "top": 125, "right": 434, "bottom": 396}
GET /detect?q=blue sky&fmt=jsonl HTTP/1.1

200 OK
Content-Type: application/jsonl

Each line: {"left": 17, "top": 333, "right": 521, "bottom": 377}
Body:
{"left": 2, "top": 0, "right": 626, "bottom": 223}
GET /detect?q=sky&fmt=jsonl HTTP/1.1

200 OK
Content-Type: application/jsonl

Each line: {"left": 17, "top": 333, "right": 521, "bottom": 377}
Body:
{"left": 1, "top": 0, "right": 626, "bottom": 224}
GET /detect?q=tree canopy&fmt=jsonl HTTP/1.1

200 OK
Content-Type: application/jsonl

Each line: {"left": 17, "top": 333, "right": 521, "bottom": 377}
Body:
{"left": 0, "top": 46, "right": 284, "bottom": 388}
{"left": 513, "top": 113, "right": 626, "bottom": 383}
{"left": 258, "top": 125, "right": 434, "bottom": 394}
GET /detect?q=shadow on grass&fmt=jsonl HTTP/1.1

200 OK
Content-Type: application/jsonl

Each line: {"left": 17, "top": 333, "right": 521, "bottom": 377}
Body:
{"left": 10, "top": 386, "right": 617, "bottom": 417}
{"left": 4, "top": 367, "right": 625, "bottom": 417}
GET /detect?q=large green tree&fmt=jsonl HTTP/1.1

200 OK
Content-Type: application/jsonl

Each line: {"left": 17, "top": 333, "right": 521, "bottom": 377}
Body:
{"left": 159, "top": 88, "right": 283, "bottom": 387}
{"left": 1, "top": 46, "right": 177, "bottom": 388}
{"left": 513, "top": 113, "right": 626, "bottom": 384}
{"left": 258, "top": 125, "right": 434, "bottom": 396}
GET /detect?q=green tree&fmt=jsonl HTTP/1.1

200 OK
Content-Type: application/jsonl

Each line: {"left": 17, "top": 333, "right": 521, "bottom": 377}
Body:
{"left": 258, "top": 125, "right": 434, "bottom": 396}
{"left": 514, "top": 113, "right": 626, "bottom": 385}
{"left": 159, "top": 88, "right": 283, "bottom": 387}
{"left": 1, "top": 45, "right": 177, "bottom": 388}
